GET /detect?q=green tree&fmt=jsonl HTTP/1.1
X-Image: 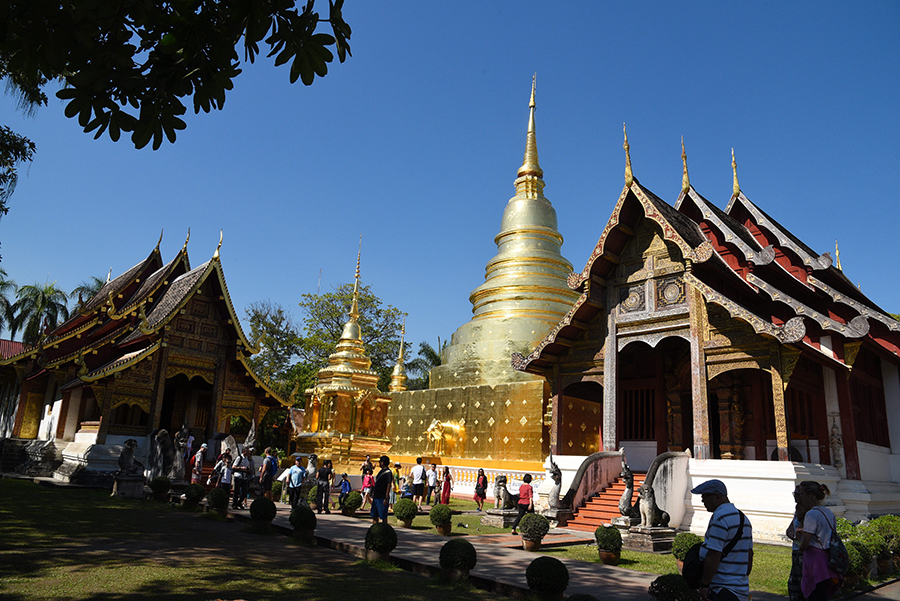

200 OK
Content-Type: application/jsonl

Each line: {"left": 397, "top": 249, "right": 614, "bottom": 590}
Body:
{"left": 69, "top": 276, "right": 106, "bottom": 311}
{"left": 406, "top": 339, "right": 445, "bottom": 390}
{"left": 0, "top": 267, "right": 16, "bottom": 335}
{"left": 0, "top": 126, "right": 36, "bottom": 221}
{"left": 10, "top": 282, "right": 69, "bottom": 344}
{"left": 245, "top": 300, "right": 302, "bottom": 400}
{"left": 298, "top": 283, "right": 405, "bottom": 391}
{"left": 1, "top": 0, "right": 351, "bottom": 150}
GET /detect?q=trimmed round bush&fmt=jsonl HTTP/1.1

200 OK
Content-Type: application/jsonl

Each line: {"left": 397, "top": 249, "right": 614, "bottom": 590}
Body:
{"left": 307, "top": 485, "right": 318, "bottom": 506}
{"left": 343, "top": 491, "right": 363, "bottom": 512}
{"left": 429, "top": 503, "right": 452, "bottom": 527}
{"left": 672, "top": 531, "right": 702, "bottom": 560}
{"left": 594, "top": 524, "right": 623, "bottom": 552}
{"left": 250, "top": 497, "right": 277, "bottom": 521}
{"left": 207, "top": 487, "right": 229, "bottom": 510}
{"left": 865, "top": 515, "right": 900, "bottom": 555}
{"left": 439, "top": 538, "right": 477, "bottom": 571}
{"left": 393, "top": 498, "right": 418, "bottom": 522}
{"left": 365, "top": 522, "right": 398, "bottom": 553}
{"left": 183, "top": 483, "right": 206, "bottom": 504}
{"left": 854, "top": 524, "right": 889, "bottom": 559}
{"left": 525, "top": 556, "right": 569, "bottom": 594}
{"left": 848, "top": 538, "right": 872, "bottom": 571}
{"left": 149, "top": 476, "right": 171, "bottom": 494}
{"left": 290, "top": 505, "right": 317, "bottom": 530}
{"left": 519, "top": 512, "right": 550, "bottom": 541}
{"left": 648, "top": 573, "right": 702, "bottom": 601}
{"left": 271, "top": 481, "right": 282, "bottom": 500}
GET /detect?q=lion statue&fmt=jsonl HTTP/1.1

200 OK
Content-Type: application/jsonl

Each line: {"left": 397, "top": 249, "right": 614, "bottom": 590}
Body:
{"left": 493, "top": 475, "right": 520, "bottom": 510}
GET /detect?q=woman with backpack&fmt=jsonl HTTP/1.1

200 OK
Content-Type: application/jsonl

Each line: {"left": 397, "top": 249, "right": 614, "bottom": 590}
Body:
{"left": 790, "top": 480, "right": 844, "bottom": 601}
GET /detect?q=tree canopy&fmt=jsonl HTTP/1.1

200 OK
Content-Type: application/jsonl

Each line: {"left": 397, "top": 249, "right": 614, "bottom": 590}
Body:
{"left": 10, "top": 282, "right": 69, "bottom": 344}
{"left": 1, "top": 0, "right": 352, "bottom": 150}
{"left": 406, "top": 339, "right": 445, "bottom": 390}
{"left": 245, "top": 300, "right": 302, "bottom": 399}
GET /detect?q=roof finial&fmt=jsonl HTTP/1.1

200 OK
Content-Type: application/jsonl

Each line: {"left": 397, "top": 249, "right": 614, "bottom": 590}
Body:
{"left": 182, "top": 227, "right": 191, "bottom": 252}
{"left": 516, "top": 73, "right": 543, "bottom": 182}
{"left": 213, "top": 229, "right": 223, "bottom": 259}
{"left": 681, "top": 136, "right": 690, "bottom": 192}
{"left": 732, "top": 148, "right": 740, "bottom": 196}
{"left": 398, "top": 318, "right": 406, "bottom": 361}
{"left": 835, "top": 240, "right": 843, "bottom": 271}
{"left": 106, "top": 267, "right": 112, "bottom": 283}
{"left": 349, "top": 235, "right": 362, "bottom": 322}
{"left": 624, "top": 123, "right": 633, "bottom": 187}
{"left": 156, "top": 229, "right": 164, "bottom": 252}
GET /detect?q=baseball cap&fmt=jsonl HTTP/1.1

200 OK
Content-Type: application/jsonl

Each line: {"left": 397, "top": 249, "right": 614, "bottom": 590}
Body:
{"left": 200, "top": 443, "right": 208, "bottom": 448}
{"left": 691, "top": 479, "right": 727, "bottom": 495}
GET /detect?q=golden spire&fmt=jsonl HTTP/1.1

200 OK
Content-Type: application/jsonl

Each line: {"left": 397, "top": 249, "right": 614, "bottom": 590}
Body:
{"left": 835, "top": 240, "right": 843, "bottom": 271}
{"left": 213, "top": 229, "right": 223, "bottom": 259}
{"left": 681, "top": 136, "right": 690, "bottom": 192}
{"left": 182, "top": 228, "right": 191, "bottom": 252}
{"left": 398, "top": 318, "right": 406, "bottom": 361}
{"left": 732, "top": 148, "right": 740, "bottom": 196}
{"left": 624, "top": 123, "right": 633, "bottom": 187}
{"left": 516, "top": 73, "right": 543, "bottom": 181}
{"left": 349, "top": 235, "right": 362, "bottom": 322}
{"left": 389, "top": 317, "right": 408, "bottom": 392}
{"left": 156, "top": 229, "right": 164, "bottom": 252}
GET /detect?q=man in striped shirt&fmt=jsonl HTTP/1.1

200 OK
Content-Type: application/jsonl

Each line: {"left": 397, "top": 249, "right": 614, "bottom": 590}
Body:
{"left": 693, "top": 479, "right": 754, "bottom": 601}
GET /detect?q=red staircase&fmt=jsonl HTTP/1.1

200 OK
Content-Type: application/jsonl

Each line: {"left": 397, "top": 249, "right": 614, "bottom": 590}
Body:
{"left": 565, "top": 472, "right": 645, "bottom": 533}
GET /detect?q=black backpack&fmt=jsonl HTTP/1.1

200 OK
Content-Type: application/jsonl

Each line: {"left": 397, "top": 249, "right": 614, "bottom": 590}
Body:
{"left": 683, "top": 511, "right": 746, "bottom": 589}
{"left": 814, "top": 508, "right": 850, "bottom": 575}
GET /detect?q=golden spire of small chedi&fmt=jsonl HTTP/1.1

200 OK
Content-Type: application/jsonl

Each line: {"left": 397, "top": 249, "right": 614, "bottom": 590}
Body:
{"left": 297, "top": 239, "right": 392, "bottom": 466}
{"left": 389, "top": 319, "right": 408, "bottom": 392}
{"left": 386, "top": 76, "right": 579, "bottom": 464}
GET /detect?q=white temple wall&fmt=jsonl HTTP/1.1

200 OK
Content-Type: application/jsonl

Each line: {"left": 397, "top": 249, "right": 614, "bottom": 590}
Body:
{"left": 857, "top": 441, "right": 894, "bottom": 482}
{"left": 61, "top": 389, "right": 81, "bottom": 442}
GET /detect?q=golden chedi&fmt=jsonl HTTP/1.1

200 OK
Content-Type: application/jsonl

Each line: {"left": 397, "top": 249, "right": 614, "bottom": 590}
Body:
{"left": 386, "top": 77, "right": 578, "bottom": 463}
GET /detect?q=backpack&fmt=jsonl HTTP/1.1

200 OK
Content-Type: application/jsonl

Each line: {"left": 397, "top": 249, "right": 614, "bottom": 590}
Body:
{"left": 814, "top": 508, "right": 850, "bottom": 575}
{"left": 266, "top": 456, "right": 278, "bottom": 478}
{"left": 683, "top": 511, "right": 746, "bottom": 589}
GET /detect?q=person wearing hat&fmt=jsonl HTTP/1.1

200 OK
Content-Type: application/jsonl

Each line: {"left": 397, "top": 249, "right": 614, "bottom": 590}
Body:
{"left": 691, "top": 479, "right": 753, "bottom": 601}
{"left": 190, "top": 442, "right": 208, "bottom": 484}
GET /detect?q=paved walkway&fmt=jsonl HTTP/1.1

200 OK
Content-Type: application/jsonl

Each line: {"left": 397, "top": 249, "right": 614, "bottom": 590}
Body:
{"left": 230, "top": 502, "right": 799, "bottom": 601}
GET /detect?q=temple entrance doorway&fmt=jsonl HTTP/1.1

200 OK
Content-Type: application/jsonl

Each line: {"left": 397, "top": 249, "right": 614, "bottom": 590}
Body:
{"left": 559, "top": 381, "right": 603, "bottom": 455}
{"left": 708, "top": 368, "right": 773, "bottom": 461}
{"left": 618, "top": 337, "right": 692, "bottom": 469}
{"left": 159, "top": 374, "right": 214, "bottom": 441}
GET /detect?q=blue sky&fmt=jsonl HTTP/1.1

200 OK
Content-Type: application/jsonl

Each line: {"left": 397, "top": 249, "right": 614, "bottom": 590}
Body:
{"left": 1, "top": 1, "right": 898, "bottom": 353}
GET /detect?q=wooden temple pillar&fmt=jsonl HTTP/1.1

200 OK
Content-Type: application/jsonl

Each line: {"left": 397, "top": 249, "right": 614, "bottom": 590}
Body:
{"left": 11, "top": 372, "right": 36, "bottom": 438}
{"left": 95, "top": 383, "right": 112, "bottom": 444}
{"left": 149, "top": 342, "right": 171, "bottom": 431}
{"left": 210, "top": 358, "right": 226, "bottom": 437}
{"left": 688, "top": 283, "right": 711, "bottom": 459}
{"left": 770, "top": 347, "right": 800, "bottom": 461}
{"left": 714, "top": 380, "right": 744, "bottom": 459}
{"left": 548, "top": 365, "right": 561, "bottom": 456}
{"left": 602, "top": 289, "right": 618, "bottom": 452}
{"left": 834, "top": 368, "right": 861, "bottom": 480}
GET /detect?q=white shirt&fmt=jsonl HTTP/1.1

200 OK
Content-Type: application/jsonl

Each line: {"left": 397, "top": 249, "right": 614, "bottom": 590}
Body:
{"left": 803, "top": 507, "right": 835, "bottom": 550}
{"left": 427, "top": 469, "right": 438, "bottom": 486}
{"left": 411, "top": 464, "right": 426, "bottom": 485}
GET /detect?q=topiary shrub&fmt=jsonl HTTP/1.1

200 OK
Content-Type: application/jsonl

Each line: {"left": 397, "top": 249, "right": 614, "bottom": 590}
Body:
{"left": 207, "top": 487, "right": 229, "bottom": 510}
{"left": 250, "top": 497, "right": 277, "bottom": 521}
{"left": 149, "top": 476, "right": 171, "bottom": 494}
{"left": 308, "top": 485, "right": 318, "bottom": 506}
{"left": 672, "top": 531, "right": 703, "bottom": 560}
{"left": 290, "top": 505, "right": 317, "bottom": 530}
{"left": 365, "top": 522, "right": 398, "bottom": 553}
{"left": 520, "top": 513, "right": 550, "bottom": 541}
{"left": 836, "top": 516, "right": 856, "bottom": 541}
{"left": 271, "top": 481, "right": 282, "bottom": 500}
{"left": 866, "top": 515, "right": 900, "bottom": 555}
{"left": 848, "top": 539, "right": 872, "bottom": 575}
{"left": 594, "top": 524, "right": 623, "bottom": 552}
{"left": 525, "top": 556, "right": 569, "bottom": 595}
{"left": 648, "top": 573, "right": 702, "bottom": 601}
{"left": 393, "top": 498, "right": 418, "bottom": 522}
{"left": 439, "top": 538, "right": 477, "bottom": 571}
{"left": 429, "top": 503, "right": 452, "bottom": 527}
{"left": 344, "top": 491, "right": 363, "bottom": 512}
{"left": 854, "top": 524, "right": 889, "bottom": 559}
{"left": 183, "top": 483, "right": 206, "bottom": 505}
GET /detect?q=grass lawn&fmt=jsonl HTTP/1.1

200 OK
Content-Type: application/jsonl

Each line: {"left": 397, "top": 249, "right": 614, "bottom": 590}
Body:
{"left": 0, "top": 479, "right": 492, "bottom": 601}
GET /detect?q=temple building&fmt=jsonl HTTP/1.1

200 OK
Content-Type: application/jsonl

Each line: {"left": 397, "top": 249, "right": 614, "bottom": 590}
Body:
{"left": 296, "top": 248, "right": 392, "bottom": 466}
{"left": 386, "top": 79, "right": 579, "bottom": 465}
{"left": 513, "top": 133, "right": 900, "bottom": 520}
{"left": 0, "top": 233, "right": 288, "bottom": 481}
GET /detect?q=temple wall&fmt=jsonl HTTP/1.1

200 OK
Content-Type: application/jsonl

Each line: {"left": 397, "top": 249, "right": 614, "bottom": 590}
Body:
{"left": 387, "top": 380, "right": 548, "bottom": 462}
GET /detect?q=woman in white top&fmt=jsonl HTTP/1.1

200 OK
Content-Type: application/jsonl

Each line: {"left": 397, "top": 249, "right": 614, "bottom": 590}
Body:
{"left": 792, "top": 480, "right": 843, "bottom": 601}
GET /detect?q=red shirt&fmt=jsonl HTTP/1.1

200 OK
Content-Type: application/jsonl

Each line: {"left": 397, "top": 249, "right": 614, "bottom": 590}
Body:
{"left": 518, "top": 483, "right": 533, "bottom": 505}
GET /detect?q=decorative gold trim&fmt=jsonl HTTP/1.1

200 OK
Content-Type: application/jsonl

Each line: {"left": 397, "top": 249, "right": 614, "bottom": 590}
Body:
{"left": 807, "top": 275, "right": 900, "bottom": 332}
{"left": 682, "top": 137, "right": 690, "bottom": 193}
{"left": 624, "top": 123, "right": 633, "bottom": 187}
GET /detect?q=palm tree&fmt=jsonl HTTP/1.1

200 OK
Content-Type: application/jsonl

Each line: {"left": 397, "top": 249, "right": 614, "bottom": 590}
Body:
{"left": 10, "top": 282, "right": 69, "bottom": 344}
{"left": 0, "top": 267, "right": 16, "bottom": 335}
{"left": 406, "top": 338, "right": 446, "bottom": 390}
{"left": 69, "top": 276, "right": 105, "bottom": 310}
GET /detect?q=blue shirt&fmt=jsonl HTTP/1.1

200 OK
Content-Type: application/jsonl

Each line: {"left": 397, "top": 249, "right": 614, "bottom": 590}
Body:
{"left": 700, "top": 502, "right": 753, "bottom": 601}
{"left": 288, "top": 465, "right": 306, "bottom": 487}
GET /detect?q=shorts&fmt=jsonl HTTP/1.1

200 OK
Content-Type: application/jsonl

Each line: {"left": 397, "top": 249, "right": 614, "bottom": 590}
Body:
{"left": 371, "top": 498, "right": 389, "bottom": 521}
{"left": 389, "top": 490, "right": 397, "bottom": 504}
{"left": 260, "top": 475, "right": 273, "bottom": 492}
{"left": 413, "top": 483, "right": 425, "bottom": 497}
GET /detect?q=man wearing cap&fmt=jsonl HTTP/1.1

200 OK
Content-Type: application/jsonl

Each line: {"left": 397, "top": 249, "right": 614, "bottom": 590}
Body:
{"left": 191, "top": 442, "right": 208, "bottom": 484}
{"left": 692, "top": 479, "right": 753, "bottom": 601}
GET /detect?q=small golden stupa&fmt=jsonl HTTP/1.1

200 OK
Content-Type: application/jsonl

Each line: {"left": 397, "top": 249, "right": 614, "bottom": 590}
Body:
{"left": 386, "top": 77, "right": 579, "bottom": 465}
{"left": 296, "top": 243, "right": 391, "bottom": 465}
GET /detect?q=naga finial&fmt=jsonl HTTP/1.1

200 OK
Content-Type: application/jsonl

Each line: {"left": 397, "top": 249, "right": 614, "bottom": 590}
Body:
{"left": 732, "top": 148, "right": 740, "bottom": 196}
{"left": 624, "top": 123, "right": 633, "bottom": 187}
{"left": 835, "top": 240, "right": 843, "bottom": 271}
{"left": 213, "top": 229, "right": 223, "bottom": 259}
{"left": 182, "top": 227, "right": 191, "bottom": 252}
{"left": 156, "top": 229, "right": 164, "bottom": 252}
{"left": 681, "top": 136, "right": 690, "bottom": 192}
